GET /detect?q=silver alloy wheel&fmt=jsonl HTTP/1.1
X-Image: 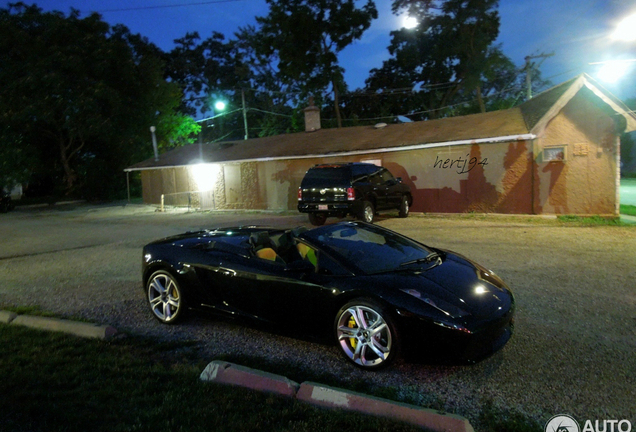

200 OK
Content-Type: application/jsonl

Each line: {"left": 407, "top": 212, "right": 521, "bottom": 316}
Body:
{"left": 147, "top": 271, "right": 183, "bottom": 323}
{"left": 399, "top": 195, "right": 409, "bottom": 218}
{"left": 336, "top": 304, "right": 392, "bottom": 368}
{"left": 361, "top": 201, "right": 374, "bottom": 223}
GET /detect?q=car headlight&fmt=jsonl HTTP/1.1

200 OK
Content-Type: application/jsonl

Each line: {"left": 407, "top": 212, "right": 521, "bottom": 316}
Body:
{"left": 400, "top": 288, "right": 470, "bottom": 319}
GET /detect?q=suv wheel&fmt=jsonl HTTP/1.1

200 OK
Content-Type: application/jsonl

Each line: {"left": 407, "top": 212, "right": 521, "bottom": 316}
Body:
{"left": 308, "top": 212, "right": 327, "bottom": 226}
{"left": 398, "top": 195, "right": 409, "bottom": 218}
{"left": 359, "top": 201, "right": 375, "bottom": 223}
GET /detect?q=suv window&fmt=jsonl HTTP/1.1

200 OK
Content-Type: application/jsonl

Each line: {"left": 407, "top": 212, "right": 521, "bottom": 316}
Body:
{"left": 379, "top": 169, "right": 395, "bottom": 184}
{"left": 304, "top": 166, "right": 349, "bottom": 181}
{"left": 368, "top": 170, "right": 382, "bottom": 185}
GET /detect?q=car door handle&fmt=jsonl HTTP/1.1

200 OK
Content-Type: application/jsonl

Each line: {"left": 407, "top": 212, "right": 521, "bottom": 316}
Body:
{"left": 215, "top": 268, "right": 236, "bottom": 277}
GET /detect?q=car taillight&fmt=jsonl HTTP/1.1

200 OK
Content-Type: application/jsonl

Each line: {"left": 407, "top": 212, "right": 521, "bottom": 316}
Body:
{"left": 298, "top": 187, "right": 302, "bottom": 201}
{"left": 347, "top": 187, "right": 355, "bottom": 201}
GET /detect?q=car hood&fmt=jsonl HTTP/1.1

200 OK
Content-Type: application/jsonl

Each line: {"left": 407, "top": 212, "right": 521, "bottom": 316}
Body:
{"left": 395, "top": 250, "right": 513, "bottom": 320}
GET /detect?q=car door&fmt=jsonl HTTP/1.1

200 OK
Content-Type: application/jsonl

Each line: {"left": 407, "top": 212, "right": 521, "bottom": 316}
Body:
{"left": 261, "top": 242, "right": 354, "bottom": 331}
{"left": 367, "top": 167, "right": 388, "bottom": 209}
{"left": 194, "top": 252, "right": 341, "bottom": 327}
{"left": 379, "top": 168, "right": 403, "bottom": 208}
{"left": 193, "top": 256, "right": 279, "bottom": 320}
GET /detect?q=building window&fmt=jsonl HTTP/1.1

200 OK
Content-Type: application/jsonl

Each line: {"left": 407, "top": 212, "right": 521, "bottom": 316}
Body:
{"left": 543, "top": 146, "right": 566, "bottom": 162}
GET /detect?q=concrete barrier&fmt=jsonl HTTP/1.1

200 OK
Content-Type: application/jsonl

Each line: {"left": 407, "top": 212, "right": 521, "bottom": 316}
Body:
{"left": 297, "top": 382, "right": 474, "bottom": 432}
{"left": 0, "top": 310, "right": 17, "bottom": 324}
{"left": 200, "top": 360, "right": 300, "bottom": 397}
{"left": 9, "top": 314, "right": 118, "bottom": 339}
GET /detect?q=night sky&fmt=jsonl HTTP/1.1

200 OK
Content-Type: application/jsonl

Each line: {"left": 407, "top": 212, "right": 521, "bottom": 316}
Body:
{"left": 6, "top": 0, "right": 636, "bottom": 102}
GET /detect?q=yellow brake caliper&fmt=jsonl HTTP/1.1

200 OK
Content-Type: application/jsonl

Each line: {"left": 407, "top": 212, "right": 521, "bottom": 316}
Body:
{"left": 348, "top": 315, "right": 357, "bottom": 349}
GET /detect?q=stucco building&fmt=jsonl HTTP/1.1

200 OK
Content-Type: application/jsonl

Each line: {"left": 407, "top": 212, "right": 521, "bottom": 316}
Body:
{"left": 125, "top": 74, "right": 636, "bottom": 216}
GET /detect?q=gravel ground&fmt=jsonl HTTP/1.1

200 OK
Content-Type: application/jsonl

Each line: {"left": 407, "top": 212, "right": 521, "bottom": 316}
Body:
{"left": 1, "top": 202, "right": 635, "bottom": 429}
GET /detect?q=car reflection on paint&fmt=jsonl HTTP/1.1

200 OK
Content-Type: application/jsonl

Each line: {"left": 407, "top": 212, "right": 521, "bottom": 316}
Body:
{"left": 142, "top": 221, "right": 514, "bottom": 370}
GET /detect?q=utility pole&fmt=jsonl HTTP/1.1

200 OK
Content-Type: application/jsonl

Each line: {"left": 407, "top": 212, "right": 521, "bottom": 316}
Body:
{"left": 241, "top": 89, "right": 248, "bottom": 140}
{"left": 525, "top": 52, "right": 554, "bottom": 99}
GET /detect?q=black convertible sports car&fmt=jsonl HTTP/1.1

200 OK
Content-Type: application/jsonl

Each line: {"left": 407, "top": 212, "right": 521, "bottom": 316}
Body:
{"left": 142, "top": 221, "right": 514, "bottom": 370}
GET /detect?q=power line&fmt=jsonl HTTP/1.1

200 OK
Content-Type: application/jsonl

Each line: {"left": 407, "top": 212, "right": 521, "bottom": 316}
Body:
{"left": 96, "top": 0, "right": 244, "bottom": 14}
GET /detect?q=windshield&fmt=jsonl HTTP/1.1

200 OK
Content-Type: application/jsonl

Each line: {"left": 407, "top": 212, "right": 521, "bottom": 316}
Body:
{"left": 300, "top": 222, "right": 434, "bottom": 274}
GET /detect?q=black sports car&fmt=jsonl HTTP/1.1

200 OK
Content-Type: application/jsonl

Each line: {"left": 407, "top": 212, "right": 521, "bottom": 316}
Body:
{"left": 142, "top": 221, "right": 514, "bottom": 370}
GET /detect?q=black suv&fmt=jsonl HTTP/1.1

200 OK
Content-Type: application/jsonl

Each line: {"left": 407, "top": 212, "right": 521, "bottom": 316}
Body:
{"left": 297, "top": 162, "right": 413, "bottom": 225}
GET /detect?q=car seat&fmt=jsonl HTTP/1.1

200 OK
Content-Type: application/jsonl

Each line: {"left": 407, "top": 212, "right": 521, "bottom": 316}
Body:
{"left": 249, "top": 231, "right": 283, "bottom": 263}
{"left": 296, "top": 243, "right": 318, "bottom": 268}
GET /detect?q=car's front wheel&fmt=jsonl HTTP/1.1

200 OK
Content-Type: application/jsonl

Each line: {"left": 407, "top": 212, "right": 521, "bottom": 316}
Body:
{"left": 398, "top": 195, "right": 409, "bottom": 218}
{"left": 359, "top": 201, "right": 375, "bottom": 223}
{"left": 146, "top": 270, "right": 186, "bottom": 324}
{"left": 308, "top": 212, "right": 327, "bottom": 226}
{"left": 334, "top": 299, "right": 399, "bottom": 370}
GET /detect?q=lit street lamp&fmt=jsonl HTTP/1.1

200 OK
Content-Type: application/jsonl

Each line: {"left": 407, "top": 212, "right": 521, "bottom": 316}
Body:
{"left": 594, "top": 59, "right": 635, "bottom": 83}
{"left": 402, "top": 16, "right": 417, "bottom": 29}
{"left": 591, "top": 12, "right": 636, "bottom": 83}
{"left": 612, "top": 12, "right": 636, "bottom": 41}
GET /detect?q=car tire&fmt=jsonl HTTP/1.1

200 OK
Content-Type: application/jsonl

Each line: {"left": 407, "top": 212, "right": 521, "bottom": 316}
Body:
{"left": 398, "top": 195, "right": 409, "bottom": 218}
{"left": 359, "top": 201, "right": 375, "bottom": 223}
{"left": 334, "top": 299, "right": 399, "bottom": 370}
{"left": 308, "top": 212, "right": 327, "bottom": 226}
{"left": 146, "top": 270, "right": 186, "bottom": 324}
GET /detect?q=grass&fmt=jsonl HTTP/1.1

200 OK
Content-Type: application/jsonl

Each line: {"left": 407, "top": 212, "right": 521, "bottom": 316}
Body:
{"left": 0, "top": 322, "right": 542, "bottom": 432}
{"left": 1, "top": 305, "right": 57, "bottom": 317}
{"left": 0, "top": 324, "right": 424, "bottom": 432}
{"left": 556, "top": 215, "right": 624, "bottom": 226}
{"left": 620, "top": 204, "right": 636, "bottom": 216}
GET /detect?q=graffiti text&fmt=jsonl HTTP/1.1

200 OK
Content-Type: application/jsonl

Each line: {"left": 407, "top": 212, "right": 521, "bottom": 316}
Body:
{"left": 433, "top": 154, "right": 488, "bottom": 174}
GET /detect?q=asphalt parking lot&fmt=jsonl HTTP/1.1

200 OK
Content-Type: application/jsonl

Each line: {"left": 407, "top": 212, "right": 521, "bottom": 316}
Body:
{"left": 1, "top": 202, "right": 634, "bottom": 428}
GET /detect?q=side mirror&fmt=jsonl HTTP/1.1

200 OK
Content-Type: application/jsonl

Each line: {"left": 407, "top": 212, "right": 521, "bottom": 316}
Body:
{"left": 285, "top": 259, "right": 315, "bottom": 273}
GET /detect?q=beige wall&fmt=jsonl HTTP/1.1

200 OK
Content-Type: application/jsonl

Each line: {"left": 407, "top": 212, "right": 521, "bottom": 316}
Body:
{"left": 139, "top": 92, "right": 619, "bottom": 216}
{"left": 533, "top": 91, "right": 618, "bottom": 215}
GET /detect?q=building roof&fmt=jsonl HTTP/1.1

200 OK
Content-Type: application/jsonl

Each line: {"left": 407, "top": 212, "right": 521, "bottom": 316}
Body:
{"left": 520, "top": 73, "right": 636, "bottom": 134}
{"left": 126, "top": 74, "right": 636, "bottom": 172}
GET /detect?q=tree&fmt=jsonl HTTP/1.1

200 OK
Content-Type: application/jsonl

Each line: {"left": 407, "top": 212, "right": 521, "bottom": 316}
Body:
{"left": 365, "top": 0, "right": 515, "bottom": 120}
{"left": 621, "top": 98, "right": 636, "bottom": 175}
{"left": 164, "top": 31, "right": 243, "bottom": 116}
{"left": 0, "top": 3, "right": 195, "bottom": 198}
{"left": 0, "top": 125, "right": 36, "bottom": 191}
{"left": 233, "top": 25, "right": 303, "bottom": 137}
{"left": 253, "top": 0, "right": 378, "bottom": 128}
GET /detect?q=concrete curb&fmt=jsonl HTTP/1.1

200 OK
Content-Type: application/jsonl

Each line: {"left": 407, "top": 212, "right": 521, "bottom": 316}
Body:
{"left": 297, "top": 382, "right": 474, "bottom": 432}
{"left": 200, "top": 361, "right": 474, "bottom": 432}
{"left": 4, "top": 312, "right": 118, "bottom": 340}
{"left": 200, "top": 360, "right": 299, "bottom": 397}
{"left": 0, "top": 310, "right": 18, "bottom": 324}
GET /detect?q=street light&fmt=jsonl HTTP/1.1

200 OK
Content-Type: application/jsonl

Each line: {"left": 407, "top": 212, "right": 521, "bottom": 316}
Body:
{"left": 402, "top": 16, "right": 417, "bottom": 29}
{"left": 214, "top": 101, "right": 226, "bottom": 111}
{"left": 597, "top": 61, "right": 631, "bottom": 83}
{"left": 612, "top": 12, "right": 636, "bottom": 41}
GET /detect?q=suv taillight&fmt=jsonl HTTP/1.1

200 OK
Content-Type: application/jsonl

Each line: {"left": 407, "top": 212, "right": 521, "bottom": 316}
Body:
{"left": 298, "top": 187, "right": 302, "bottom": 201}
{"left": 347, "top": 187, "right": 355, "bottom": 201}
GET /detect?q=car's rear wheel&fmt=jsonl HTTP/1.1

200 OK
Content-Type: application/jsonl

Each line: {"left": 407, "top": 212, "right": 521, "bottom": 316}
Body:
{"left": 359, "top": 201, "right": 374, "bottom": 223}
{"left": 334, "top": 299, "right": 399, "bottom": 370}
{"left": 308, "top": 212, "right": 327, "bottom": 226}
{"left": 398, "top": 195, "right": 409, "bottom": 218}
{"left": 147, "top": 270, "right": 186, "bottom": 324}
